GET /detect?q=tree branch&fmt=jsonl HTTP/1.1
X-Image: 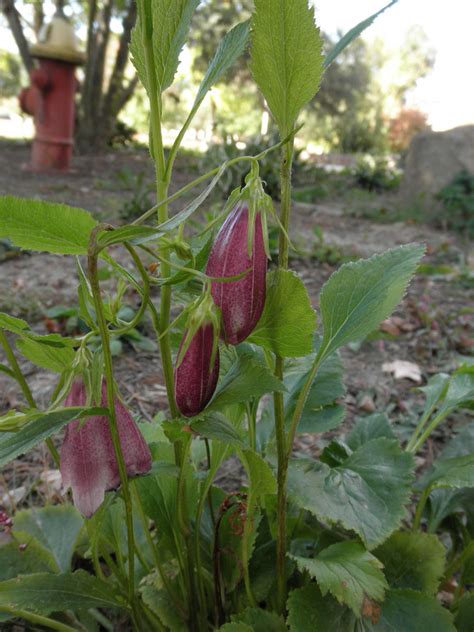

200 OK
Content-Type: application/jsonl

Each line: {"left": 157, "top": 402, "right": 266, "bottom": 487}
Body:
{"left": 1, "top": 0, "right": 34, "bottom": 73}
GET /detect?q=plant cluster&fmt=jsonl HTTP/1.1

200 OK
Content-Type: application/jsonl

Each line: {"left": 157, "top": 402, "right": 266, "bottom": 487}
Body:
{"left": 0, "top": 2, "right": 473, "bottom": 631}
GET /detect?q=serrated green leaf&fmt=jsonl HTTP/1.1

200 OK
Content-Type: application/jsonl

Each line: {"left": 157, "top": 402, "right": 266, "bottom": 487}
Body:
{"left": 13, "top": 506, "right": 83, "bottom": 573}
{"left": 291, "top": 541, "right": 387, "bottom": 615}
{"left": 283, "top": 348, "right": 345, "bottom": 434}
{"left": 366, "top": 588, "right": 455, "bottom": 632}
{"left": 324, "top": 1, "right": 398, "bottom": 68}
{"left": 250, "top": 0, "right": 324, "bottom": 134}
{"left": 16, "top": 335, "right": 75, "bottom": 372}
{"left": 0, "top": 571, "right": 126, "bottom": 615}
{"left": 287, "top": 438, "right": 415, "bottom": 548}
{"left": 346, "top": 413, "right": 396, "bottom": 450}
{"left": 248, "top": 270, "right": 316, "bottom": 357}
{"left": 231, "top": 607, "right": 286, "bottom": 631}
{"left": 140, "top": 584, "right": 187, "bottom": 631}
{"left": 208, "top": 350, "right": 285, "bottom": 411}
{"left": 437, "top": 370, "right": 474, "bottom": 417}
{"left": 241, "top": 450, "right": 276, "bottom": 497}
{"left": 0, "top": 407, "right": 107, "bottom": 467}
{"left": 374, "top": 531, "right": 445, "bottom": 595}
{"left": 0, "top": 196, "right": 97, "bottom": 254}
{"left": 0, "top": 539, "right": 58, "bottom": 580}
{"left": 194, "top": 20, "right": 250, "bottom": 109}
{"left": 318, "top": 244, "right": 424, "bottom": 361}
{"left": 287, "top": 584, "right": 355, "bottom": 632}
{"left": 454, "top": 593, "right": 474, "bottom": 632}
{"left": 0, "top": 312, "right": 30, "bottom": 335}
{"left": 192, "top": 413, "right": 243, "bottom": 446}
{"left": 422, "top": 453, "right": 474, "bottom": 490}
{"left": 131, "top": 0, "right": 199, "bottom": 94}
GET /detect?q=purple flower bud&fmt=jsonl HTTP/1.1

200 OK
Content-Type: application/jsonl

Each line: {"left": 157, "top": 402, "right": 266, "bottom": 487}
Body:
{"left": 60, "top": 381, "right": 151, "bottom": 518}
{"left": 206, "top": 202, "right": 267, "bottom": 344}
{"left": 175, "top": 323, "right": 220, "bottom": 417}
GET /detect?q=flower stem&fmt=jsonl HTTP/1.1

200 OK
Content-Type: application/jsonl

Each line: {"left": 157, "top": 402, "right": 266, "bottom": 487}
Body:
{"left": 412, "top": 485, "right": 431, "bottom": 531}
{"left": 0, "top": 329, "right": 60, "bottom": 467}
{"left": 87, "top": 246, "right": 136, "bottom": 606}
{"left": 273, "top": 139, "right": 295, "bottom": 615}
{"left": 0, "top": 606, "right": 77, "bottom": 632}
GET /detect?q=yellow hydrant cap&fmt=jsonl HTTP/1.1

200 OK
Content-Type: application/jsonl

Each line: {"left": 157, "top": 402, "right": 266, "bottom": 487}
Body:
{"left": 30, "top": 13, "right": 85, "bottom": 65}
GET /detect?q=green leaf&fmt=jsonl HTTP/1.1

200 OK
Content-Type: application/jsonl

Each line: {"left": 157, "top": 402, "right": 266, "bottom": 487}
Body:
{"left": 248, "top": 270, "right": 316, "bottom": 357}
{"left": 208, "top": 350, "right": 285, "bottom": 411}
{"left": 250, "top": 0, "right": 324, "bottom": 134}
{"left": 0, "top": 196, "right": 97, "bottom": 254}
{"left": 318, "top": 244, "right": 424, "bottom": 361}
{"left": 374, "top": 531, "right": 445, "bottom": 595}
{"left": 291, "top": 541, "right": 387, "bottom": 615}
{"left": 324, "top": 1, "right": 398, "bottom": 68}
{"left": 346, "top": 413, "right": 396, "bottom": 450}
{"left": 422, "top": 452, "right": 474, "bottom": 490}
{"left": 454, "top": 593, "right": 474, "bottom": 632}
{"left": 0, "top": 539, "right": 58, "bottom": 580}
{"left": 287, "top": 438, "right": 415, "bottom": 548}
{"left": 0, "top": 407, "right": 107, "bottom": 467}
{"left": 287, "top": 584, "right": 355, "bottom": 632}
{"left": 367, "top": 588, "right": 455, "bottom": 632}
{"left": 0, "top": 312, "right": 30, "bottom": 335}
{"left": 192, "top": 413, "right": 243, "bottom": 446}
{"left": 219, "top": 625, "right": 253, "bottom": 632}
{"left": 13, "top": 506, "right": 83, "bottom": 573}
{"left": 0, "top": 571, "right": 126, "bottom": 615}
{"left": 16, "top": 335, "right": 75, "bottom": 372}
{"left": 417, "top": 373, "right": 450, "bottom": 421}
{"left": 131, "top": 0, "right": 199, "bottom": 94}
{"left": 283, "top": 348, "right": 345, "bottom": 434}
{"left": 436, "top": 369, "right": 474, "bottom": 418}
{"left": 141, "top": 584, "right": 187, "bottom": 631}
{"left": 194, "top": 21, "right": 250, "bottom": 109}
{"left": 230, "top": 607, "right": 286, "bottom": 631}
{"left": 240, "top": 450, "right": 276, "bottom": 497}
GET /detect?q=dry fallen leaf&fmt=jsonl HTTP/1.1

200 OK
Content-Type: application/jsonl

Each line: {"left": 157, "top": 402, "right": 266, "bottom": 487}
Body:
{"left": 382, "top": 360, "right": 422, "bottom": 383}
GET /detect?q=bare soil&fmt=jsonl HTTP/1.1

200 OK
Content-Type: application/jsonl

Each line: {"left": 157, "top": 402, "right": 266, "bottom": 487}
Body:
{"left": 0, "top": 140, "right": 473, "bottom": 508}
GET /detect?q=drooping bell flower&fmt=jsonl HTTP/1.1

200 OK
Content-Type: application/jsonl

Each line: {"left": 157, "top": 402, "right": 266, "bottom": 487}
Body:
{"left": 175, "top": 293, "right": 220, "bottom": 417}
{"left": 206, "top": 169, "right": 270, "bottom": 345}
{"left": 60, "top": 381, "right": 151, "bottom": 518}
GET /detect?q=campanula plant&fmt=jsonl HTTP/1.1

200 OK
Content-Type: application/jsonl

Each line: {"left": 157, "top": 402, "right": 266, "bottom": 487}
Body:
{"left": 0, "top": 1, "right": 473, "bottom": 631}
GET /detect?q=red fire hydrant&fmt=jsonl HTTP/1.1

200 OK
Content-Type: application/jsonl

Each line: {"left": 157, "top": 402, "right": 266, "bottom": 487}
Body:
{"left": 19, "top": 10, "right": 85, "bottom": 172}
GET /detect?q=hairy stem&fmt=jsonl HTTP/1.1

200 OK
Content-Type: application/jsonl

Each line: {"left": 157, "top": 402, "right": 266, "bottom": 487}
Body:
{"left": 273, "top": 139, "right": 295, "bottom": 614}
{"left": 88, "top": 248, "right": 136, "bottom": 605}
{"left": 0, "top": 329, "right": 60, "bottom": 467}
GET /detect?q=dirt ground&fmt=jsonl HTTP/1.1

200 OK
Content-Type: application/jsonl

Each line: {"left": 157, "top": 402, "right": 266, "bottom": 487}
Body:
{"left": 0, "top": 139, "right": 473, "bottom": 508}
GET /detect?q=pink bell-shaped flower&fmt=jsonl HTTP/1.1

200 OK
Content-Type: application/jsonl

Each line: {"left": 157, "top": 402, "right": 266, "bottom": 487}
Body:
{"left": 60, "top": 381, "right": 152, "bottom": 518}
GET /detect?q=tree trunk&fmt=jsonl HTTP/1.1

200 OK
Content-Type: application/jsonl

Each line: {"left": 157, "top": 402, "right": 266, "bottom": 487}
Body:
{"left": 1, "top": 0, "right": 34, "bottom": 73}
{"left": 76, "top": 0, "right": 138, "bottom": 153}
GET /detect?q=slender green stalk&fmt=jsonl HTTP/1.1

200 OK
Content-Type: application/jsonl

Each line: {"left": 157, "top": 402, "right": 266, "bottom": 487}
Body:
{"left": 273, "top": 139, "right": 295, "bottom": 614}
{"left": 0, "top": 329, "right": 60, "bottom": 467}
{"left": 412, "top": 485, "right": 431, "bottom": 531}
{"left": 406, "top": 398, "right": 441, "bottom": 452}
{"left": 0, "top": 606, "right": 77, "bottom": 632}
{"left": 409, "top": 409, "right": 451, "bottom": 454}
{"left": 131, "top": 128, "right": 301, "bottom": 227}
{"left": 443, "top": 540, "right": 474, "bottom": 582}
{"left": 131, "top": 483, "right": 187, "bottom": 619}
{"left": 88, "top": 246, "right": 136, "bottom": 606}
{"left": 246, "top": 403, "right": 257, "bottom": 452}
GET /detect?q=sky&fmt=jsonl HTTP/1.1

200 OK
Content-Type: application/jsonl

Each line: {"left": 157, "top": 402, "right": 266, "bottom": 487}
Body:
{"left": 313, "top": 0, "right": 474, "bottom": 131}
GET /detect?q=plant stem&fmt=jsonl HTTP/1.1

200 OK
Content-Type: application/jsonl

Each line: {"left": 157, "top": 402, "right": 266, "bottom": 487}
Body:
{"left": 412, "top": 485, "right": 431, "bottom": 530}
{"left": 273, "top": 139, "right": 295, "bottom": 615}
{"left": 444, "top": 540, "right": 474, "bottom": 582}
{"left": 88, "top": 248, "right": 136, "bottom": 606}
{"left": 0, "top": 606, "right": 77, "bottom": 632}
{"left": 409, "top": 409, "right": 450, "bottom": 454}
{"left": 0, "top": 329, "right": 60, "bottom": 467}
